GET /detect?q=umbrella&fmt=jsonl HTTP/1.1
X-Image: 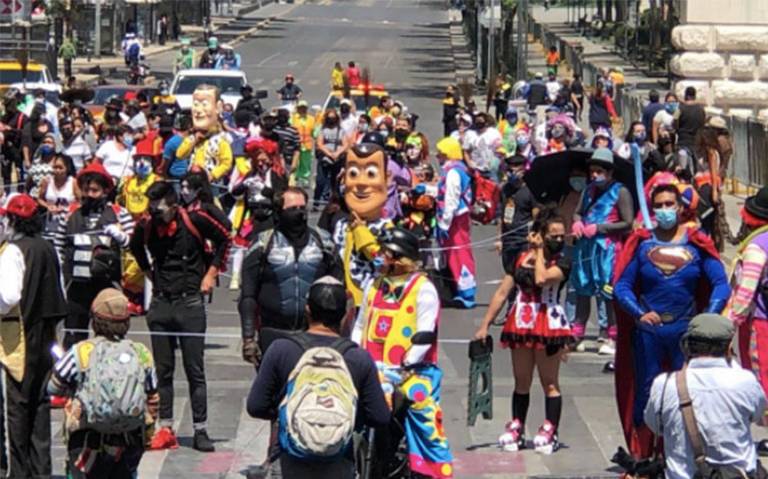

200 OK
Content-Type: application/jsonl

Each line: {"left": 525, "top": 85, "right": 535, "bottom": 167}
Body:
{"left": 60, "top": 88, "right": 95, "bottom": 104}
{"left": 523, "top": 147, "right": 641, "bottom": 209}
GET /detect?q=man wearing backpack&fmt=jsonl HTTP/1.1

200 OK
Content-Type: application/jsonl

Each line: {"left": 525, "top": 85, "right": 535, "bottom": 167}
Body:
{"left": 0, "top": 194, "right": 68, "bottom": 478}
{"left": 48, "top": 288, "right": 159, "bottom": 479}
{"left": 54, "top": 162, "right": 134, "bottom": 350}
{"left": 238, "top": 186, "right": 342, "bottom": 367}
{"left": 129, "top": 181, "right": 231, "bottom": 452}
{"left": 644, "top": 313, "right": 766, "bottom": 479}
{"left": 247, "top": 276, "right": 390, "bottom": 478}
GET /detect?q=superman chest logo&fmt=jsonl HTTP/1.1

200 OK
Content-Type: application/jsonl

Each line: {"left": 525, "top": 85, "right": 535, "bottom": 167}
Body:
{"left": 647, "top": 245, "right": 694, "bottom": 276}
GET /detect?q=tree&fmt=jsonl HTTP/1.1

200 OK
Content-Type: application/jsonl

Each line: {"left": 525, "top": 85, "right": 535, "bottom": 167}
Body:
{"left": 47, "top": 0, "right": 76, "bottom": 38}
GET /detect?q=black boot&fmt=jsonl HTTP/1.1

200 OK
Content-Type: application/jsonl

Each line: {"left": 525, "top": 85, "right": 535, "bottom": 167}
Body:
{"left": 193, "top": 429, "right": 215, "bottom": 452}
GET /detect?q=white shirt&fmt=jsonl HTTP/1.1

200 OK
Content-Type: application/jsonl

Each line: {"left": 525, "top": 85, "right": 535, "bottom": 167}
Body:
{"left": 437, "top": 168, "right": 462, "bottom": 231}
{"left": 467, "top": 128, "right": 501, "bottom": 172}
{"left": 654, "top": 109, "right": 675, "bottom": 131}
{"left": 546, "top": 80, "right": 561, "bottom": 102}
{"left": 450, "top": 128, "right": 479, "bottom": 154}
{"left": 96, "top": 140, "right": 133, "bottom": 180}
{"left": 644, "top": 357, "right": 766, "bottom": 479}
{"left": 63, "top": 134, "right": 92, "bottom": 171}
{"left": 340, "top": 114, "right": 357, "bottom": 140}
{"left": 0, "top": 242, "right": 24, "bottom": 316}
{"left": 351, "top": 276, "right": 439, "bottom": 366}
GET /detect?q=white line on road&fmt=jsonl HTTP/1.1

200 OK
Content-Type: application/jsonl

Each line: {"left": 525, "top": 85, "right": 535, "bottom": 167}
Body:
{"left": 256, "top": 52, "right": 281, "bottom": 67}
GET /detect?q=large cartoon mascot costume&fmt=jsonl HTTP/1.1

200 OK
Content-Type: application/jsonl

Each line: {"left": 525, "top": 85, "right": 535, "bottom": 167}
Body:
{"left": 435, "top": 137, "right": 476, "bottom": 308}
{"left": 332, "top": 143, "right": 394, "bottom": 308}
{"left": 176, "top": 84, "right": 233, "bottom": 182}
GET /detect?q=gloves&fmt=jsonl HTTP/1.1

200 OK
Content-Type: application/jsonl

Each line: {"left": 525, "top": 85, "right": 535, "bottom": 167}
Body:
{"left": 104, "top": 224, "right": 128, "bottom": 245}
{"left": 571, "top": 221, "right": 584, "bottom": 239}
{"left": 436, "top": 227, "right": 450, "bottom": 243}
{"left": 582, "top": 223, "right": 598, "bottom": 238}
{"left": 242, "top": 337, "right": 262, "bottom": 368}
{"left": 412, "top": 184, "right": 426, "bottom": 195}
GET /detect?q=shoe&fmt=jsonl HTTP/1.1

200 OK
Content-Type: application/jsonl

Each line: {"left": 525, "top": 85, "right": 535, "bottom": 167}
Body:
{"left": 758, "top": 439, "right": 768, "bottom": 457}
{"left": 50, "top": 395, "right": 67, "bottom": 409}
{"left": 597, "top": 328, "right": 608, "bottom": 343}
{"left": 574, "top": 340, "right": 586, "bottom": 353}
{"left": 533, "top": 421, "right": 559, "bottom": 455}
{"left": 193, "top": 429, "right": 215, "bottom": 452}
{"left": 229, "top": 272, "right": 240, "bottom": 291}
{"left": 598, "top": 339, "right": 616, "bottom": 356}
{"left": 602, "top": 361, "right": 615, "bottom": 373}
{"left": 149, "top": 426, "right": 179, "bottom": 450}
{"left": 498, "top": 419, "right": 525, "bottom": 452}
{"left": 126, "top": 301, "right": 144, "bottom": 317}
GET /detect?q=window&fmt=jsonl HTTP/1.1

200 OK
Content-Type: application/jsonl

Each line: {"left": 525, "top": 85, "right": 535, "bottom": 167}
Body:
{"left": 173, "top": 75, "right": 245, "bottom": 95}
{"left": 0, "top": 70, "right": 43, "bottom": 84}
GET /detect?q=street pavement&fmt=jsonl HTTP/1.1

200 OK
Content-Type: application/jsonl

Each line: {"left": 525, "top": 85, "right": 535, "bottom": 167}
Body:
{"left": 49, "top": 1, "right": 696, "bottom": 477}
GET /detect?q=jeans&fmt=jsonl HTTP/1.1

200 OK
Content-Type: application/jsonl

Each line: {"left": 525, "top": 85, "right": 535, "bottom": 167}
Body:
{"left": 147, "top": 293, "right": 208, "bottom": 426}
{"left": 565, "top": 283, "right": 608, "bottom": 331}
{"left": 313, "top": 159, "right": 339, "bottom": 207}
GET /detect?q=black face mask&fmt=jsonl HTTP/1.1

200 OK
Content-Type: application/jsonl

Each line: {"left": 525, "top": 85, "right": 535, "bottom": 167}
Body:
{"left": 545, "top": 238, "right": 565, "bottom": 255}
{"left": 81, "top": 196, "right": 106, "bottom": 214}
{"left": 250, "top": 203, "right": 273, "bottom": 222}
{"left": 278, "top": 207, "right": 308, "bottom": 244}
{"left": 394, "top": 128, "right": 409, "bottom": 142}
{"left": 340, "top": 105, "right": 351, "bottom": 115}
{"left": 61, "top": 129, "right": 74, "bottom": 140}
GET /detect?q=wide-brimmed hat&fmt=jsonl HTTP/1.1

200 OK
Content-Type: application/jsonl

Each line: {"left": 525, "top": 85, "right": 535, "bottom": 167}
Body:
{"left": 705, "top": 115, "right": 727, "bottom": 130}
{"left": 745, "top": 186, "right": 768, "bottom": 221}
{"left": 587, "top": 147, "right": 614, "bottom": 169}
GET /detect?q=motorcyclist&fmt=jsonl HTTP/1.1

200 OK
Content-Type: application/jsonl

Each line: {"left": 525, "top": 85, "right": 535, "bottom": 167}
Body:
{"left": 198, "top": 36, "right": 219, "bottom": 69}
{"left": 174, "top": 38, "right": 195, "bottom": 73}
{"left": 215, "top": 44, "right": 241, "bottom": 70}
{"left": 276, "top": 74, "right": 302, "bottom": 103}
{"left": 235, "top": 85, "right": 263, "bottom": 122}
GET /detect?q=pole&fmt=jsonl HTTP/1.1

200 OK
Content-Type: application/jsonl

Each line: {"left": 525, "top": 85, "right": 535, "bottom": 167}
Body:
{"left": 94, "top": 0, "right": 101, "bottom": 59}
{"left": 487, "top": 0, "right": 494, "bottom": 84}
{"left": 476, "top": 1, "right": 482, "bottom": 83}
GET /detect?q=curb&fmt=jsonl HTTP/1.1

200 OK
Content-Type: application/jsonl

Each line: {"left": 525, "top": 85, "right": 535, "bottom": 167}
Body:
{"left": 447, "top": 10, "right": 475, "bottom": 85}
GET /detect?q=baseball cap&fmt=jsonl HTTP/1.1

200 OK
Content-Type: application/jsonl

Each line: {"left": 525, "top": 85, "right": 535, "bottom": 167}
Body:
{"left": 296, "top": 100, "right": 309, "bottom": 108}
{"left": 307, "top": 276, "right": 347, "bottom": 319}
{"left": 91, "top": 288, "right": 130, "bottom": 322}
{"left": 0, "top": 194, "right": 38, "bottom": 218}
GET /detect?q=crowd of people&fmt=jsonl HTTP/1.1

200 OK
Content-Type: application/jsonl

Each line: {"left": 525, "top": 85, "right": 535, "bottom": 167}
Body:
{"left": 0, "top": 39, "right": 764, "bottom": 478}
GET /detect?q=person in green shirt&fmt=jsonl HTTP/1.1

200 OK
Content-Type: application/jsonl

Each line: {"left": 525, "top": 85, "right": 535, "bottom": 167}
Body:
{"left": 174, "top": 38, "right": 195, "bottom": 74}
{"left": 58, "top": 37, "right": 77, "bottom": 80}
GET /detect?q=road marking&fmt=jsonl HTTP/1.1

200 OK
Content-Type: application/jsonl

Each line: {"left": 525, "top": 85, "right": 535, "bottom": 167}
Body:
{"left": 137, "top": 398, "right": 188, "bottom": 479}
{"left": 256, "top": 52, "right": 281, "bottom": 67}
{"left": 224, "top": 400, "right": 271, "bottom": 479}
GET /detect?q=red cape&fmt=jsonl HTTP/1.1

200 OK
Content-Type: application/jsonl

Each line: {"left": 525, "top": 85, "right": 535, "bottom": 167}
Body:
{"left": 612, "top": 227, "right": 720, "bottom": 458}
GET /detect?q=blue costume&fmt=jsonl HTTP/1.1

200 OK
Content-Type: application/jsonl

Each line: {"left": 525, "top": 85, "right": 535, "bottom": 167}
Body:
{"left": 571, "top": 181, "right": 623, "bottom": 299}
{"left": 614, "top": 231, "right": 729, "bottom": 428}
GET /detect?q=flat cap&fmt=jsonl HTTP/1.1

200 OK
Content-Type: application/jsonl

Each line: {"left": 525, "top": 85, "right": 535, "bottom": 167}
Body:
{"left": 686, "top": 313, "right": 734, "bottom": 343}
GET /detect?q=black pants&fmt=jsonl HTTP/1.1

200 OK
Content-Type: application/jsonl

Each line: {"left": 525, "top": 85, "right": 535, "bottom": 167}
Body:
{"left": 3, "top": 368, "right": 52, "bottom": 478}
{"left": 65, "top": 281, "right": 109, "bottom": 350}
{"left": 147, "top": 294, "right": 207, "bottom": 425}
{"left": 1, "top": 147, "right": 23, "bottom": 195}
{"left": 313, "top": 160, "right": 336, "bottom": 207}
{"left": 67, "top": 430, "right": 143, "bottom": 479}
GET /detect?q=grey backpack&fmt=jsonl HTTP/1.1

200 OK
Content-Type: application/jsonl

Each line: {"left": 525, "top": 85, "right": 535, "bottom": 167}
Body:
{"left": 75, "top": 338, "right": 147, "bottom": 434}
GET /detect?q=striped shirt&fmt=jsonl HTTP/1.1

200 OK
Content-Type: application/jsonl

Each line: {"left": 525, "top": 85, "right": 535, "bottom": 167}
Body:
{"left": 728, "top": 243, "right": 768, "bottom": 326}
{"left": 274, "top": 125, "right": 300, "bottom": 169}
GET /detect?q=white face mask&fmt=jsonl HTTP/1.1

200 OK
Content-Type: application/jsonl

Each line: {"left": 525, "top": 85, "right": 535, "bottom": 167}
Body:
{"left": 0, "top": 216, "right": 12, "bottom": 242}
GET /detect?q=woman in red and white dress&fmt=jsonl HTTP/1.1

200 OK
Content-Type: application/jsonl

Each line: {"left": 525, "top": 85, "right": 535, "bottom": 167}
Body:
{"left": 474, "top": 207, "right": 571, "bottom": 455}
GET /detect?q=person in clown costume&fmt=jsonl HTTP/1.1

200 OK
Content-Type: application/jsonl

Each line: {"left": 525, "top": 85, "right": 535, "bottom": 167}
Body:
{"left": 118, "top": 142, "right": 161, "bottom": 313}
{"left": 176, "top": 84, "right": 233, "bottom": 183}
{"left": 227, "top": 136, "right": 287, "bottom": 289}
{"left": 435, "top": 136, "right": 476, "bottom": 309}
{"left": 352, "top": 227, "right": 453, "bottom": 479}
{"left": 332, "top": 142, "right": 394, "bottom": 308}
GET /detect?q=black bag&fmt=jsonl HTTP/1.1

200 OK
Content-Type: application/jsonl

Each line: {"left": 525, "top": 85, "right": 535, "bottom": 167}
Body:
{"left": 90, "top": 244, "right": 121, "bottom": 283}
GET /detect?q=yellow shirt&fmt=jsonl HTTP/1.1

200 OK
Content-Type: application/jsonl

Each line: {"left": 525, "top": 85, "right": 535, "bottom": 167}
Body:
{"left": 291, "top": 113, "right": 316, "bottom": 150}
{"left": 176, "top": 132, "right": 233, "bottom": 181}
{"left": 331, "top": 69, "right": 344, "bottom": 89}
{"left": 120, "top": 173, "right": 159, "bottom": 217}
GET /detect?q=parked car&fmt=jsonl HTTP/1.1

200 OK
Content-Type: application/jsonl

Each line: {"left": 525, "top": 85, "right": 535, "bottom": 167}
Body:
{"left": 0, "top": 59, "right": 53, "bottom": 95}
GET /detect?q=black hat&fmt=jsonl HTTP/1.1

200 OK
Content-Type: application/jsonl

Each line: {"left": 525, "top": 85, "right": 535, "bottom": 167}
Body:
{"left": 379, "top": 227, "right": 420, "bottom": 261}
{"left": 745, "top": 186, "right": 768, "bottom": 221}
{"left": 360, "top": 131, "right": 386, "bottom": 148}
{"left": 505, "top": 154, "right": 527, "bottom": 166}
{"left": 307, "top": 276, "right": 348, "bottom": 321}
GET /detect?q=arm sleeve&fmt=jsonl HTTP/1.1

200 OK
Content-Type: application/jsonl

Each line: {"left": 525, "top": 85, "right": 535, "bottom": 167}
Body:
{"left": 116, "top": 207, "right": 134, "bottom": 247}
{"left": 175, "top": 135, "right": 194, "bottom": 160}
{"left": 356, "top": 354, "right": 391, "bottom": 428}
{"left": 47, "top": 348, "right": 79, "bottom": 396}
{"left": 246, "top": 346, "right": 283, "bottom": 420}
{"left": 129, "top": 221, "right": 152, "bottom": 273}
{"left": 211, "top": 140, "right": 233, "bottom": 181}
{"left": 437, "top": 169, "right": 461, "bottom": 231}
{"left": 0, "top": 245, "right": 25, "bottom": 315}
{"left": 597, "top": 187, "right": 633, "bottom": 235}
{"left": 702, "top": 252, "right": 731, "bottom": 314}
{"left": 351, "top": 279, "right": 372, "bottom": 345}
{"left": 728, "top": 245, "right": 767, "bottom": 325}
{"left": 403, "top": 282, "right": 440, "bottom": 366}
{"left": 750, "top": 378, "right": 767, "bottom": 424}
{"left": 351, "top": 223, "right": 383, "bottom": 261}
{"left": 643, "top": 374, "right": 666, "bottom": 434}
{"left": 191, "top": 209, "right": 232, "bottom": 270}
{"left": 614, "top": 251, "right": 646, "bottom": 319}
{"left": 238, "top": 246, "right": 263, "bottom": 339}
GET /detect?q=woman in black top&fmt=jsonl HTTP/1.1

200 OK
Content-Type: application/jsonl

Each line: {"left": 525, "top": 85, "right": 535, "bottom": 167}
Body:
{"left": 570, "top": 74, "right": 584, "bottom": 122}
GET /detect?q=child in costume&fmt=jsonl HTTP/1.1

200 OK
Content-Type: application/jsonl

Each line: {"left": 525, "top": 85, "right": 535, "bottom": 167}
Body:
{"left": 435, "top": 137, "right": 476, "bottom": 308}
{"left": 614, "top": 178, "right": 729, "bottom": 460}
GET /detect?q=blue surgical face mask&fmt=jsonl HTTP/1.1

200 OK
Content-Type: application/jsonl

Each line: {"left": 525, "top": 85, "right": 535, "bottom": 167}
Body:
{"left": 135, "top": 159, "right": 152, "bottom": 178}
{"left": 592, "top": 173, "right": 607, "bottom": 185}
{"left": 633, "top": 132, "right": 647, "bottom": 144}
{"left": 516, "top": 136, "right": 529, "bottom": 147}
{"left": 39, "top": 144, "right": 54, "bottom": 156}
{"left": 569, "top": 176, "right": 587, "bottom": 192}
{"left": 654, "top": 208, "right": 678, "bottom": 230}
{"left": 123, "top": 136, "right": 134, "bottom": 148}
{"left": 665, "top": 102, "right": 679, "bottom": 114}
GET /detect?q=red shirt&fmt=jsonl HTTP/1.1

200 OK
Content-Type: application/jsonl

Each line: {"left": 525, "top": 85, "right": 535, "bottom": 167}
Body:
{"left": 347, "top": 66, "right": 361, "bottom": 87}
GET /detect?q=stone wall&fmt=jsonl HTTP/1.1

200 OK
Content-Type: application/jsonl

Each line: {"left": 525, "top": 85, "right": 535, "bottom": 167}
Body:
{"left": 670, "top": 1, "right": 768, "bottom": 117}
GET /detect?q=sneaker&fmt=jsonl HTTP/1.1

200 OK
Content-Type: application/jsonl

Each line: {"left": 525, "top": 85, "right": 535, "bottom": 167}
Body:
{"left": 50, "top": 395, "right": 67, "bottom": 409}
{"left": 574, "top": 340, "right": 586, "bottom": 353}
{"left": 229, "top": 272, "right": 240, "bottom": 291}
{"left": 193, "top": 429, "right": 215, "bottom": 452}
{"left": 149, "top": 426, "right": 179, "bottom": 450}
{"left": 498, "top": 419, "right": 525, "bottom": 452}
{"left": 126, "top": 301, "right": 144, "bottom": 317}
{"left": 758, "top": 439, "right": 768, "bottom": 457}
{"left": 533, "top": 421, "right": 559, "bottom": 455}
{"left": 598, "top": 339, "right": 616, "bottom": 356}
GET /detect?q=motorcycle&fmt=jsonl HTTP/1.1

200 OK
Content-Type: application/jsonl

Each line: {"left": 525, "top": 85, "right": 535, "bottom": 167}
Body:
{"left": 127, "top": 58, "right": 151, "bottom": 85}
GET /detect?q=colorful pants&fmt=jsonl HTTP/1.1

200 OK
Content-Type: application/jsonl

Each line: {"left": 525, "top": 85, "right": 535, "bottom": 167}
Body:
{"left": 441, "top": 213, "right": 476, "bottom": 308}
{"left": 295, "top": 149, "right": 312, "bottom": 184}
{"left": 740, "top": 319, "right": 768, "bottom": 423}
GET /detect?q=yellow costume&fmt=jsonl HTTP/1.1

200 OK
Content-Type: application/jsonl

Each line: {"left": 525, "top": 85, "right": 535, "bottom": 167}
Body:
{"left": 119, "top": 172, "right": 159, "bottom": 218}
{"left": 176, "top": 132, "right": 233, "bottom": 181}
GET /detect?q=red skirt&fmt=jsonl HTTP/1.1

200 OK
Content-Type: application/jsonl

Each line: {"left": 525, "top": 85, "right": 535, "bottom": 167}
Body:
{"left": 500, "top": 290, "right": 572, "bottom": 349}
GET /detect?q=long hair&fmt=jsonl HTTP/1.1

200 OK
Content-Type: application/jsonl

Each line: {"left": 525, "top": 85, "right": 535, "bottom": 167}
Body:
{"left": 531, "top": 206, "right": 565, "bottom": 236}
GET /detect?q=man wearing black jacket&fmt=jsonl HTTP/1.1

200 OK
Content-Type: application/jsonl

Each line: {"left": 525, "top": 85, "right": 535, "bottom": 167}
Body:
{"left": 129, "top": 181, "right": 231, "bottom": 453}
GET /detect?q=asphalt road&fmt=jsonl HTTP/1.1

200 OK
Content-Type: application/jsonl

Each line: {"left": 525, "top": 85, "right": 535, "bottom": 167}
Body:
{"left": 52, "top": 1, "right": 626, "bottom": 477}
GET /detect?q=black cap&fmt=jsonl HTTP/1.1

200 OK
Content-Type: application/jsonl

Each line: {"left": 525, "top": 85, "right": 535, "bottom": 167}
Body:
{"left": 745, "top": 186, "right": 768, "bottom": 221}
{"left": 307, "top": 276, "right": 348, "bottom": 321}
{"left": 379, "top": 227, "right": 420, "bottom": 261}
{"left": 360, "top": 131, "right": 386, "bottom": 147}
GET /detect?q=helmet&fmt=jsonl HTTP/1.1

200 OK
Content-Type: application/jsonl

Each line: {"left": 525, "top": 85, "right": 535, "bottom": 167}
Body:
{"left": 379, "top": 227, "right": 420, "bottom": 261}
{"left": 360, "top": 131, "right": 386, "bottom": 147}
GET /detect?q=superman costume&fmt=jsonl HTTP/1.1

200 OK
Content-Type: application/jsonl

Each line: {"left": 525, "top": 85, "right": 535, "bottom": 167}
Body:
{"left": 613, "top": 227, "right": 729, "bottom": 458}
